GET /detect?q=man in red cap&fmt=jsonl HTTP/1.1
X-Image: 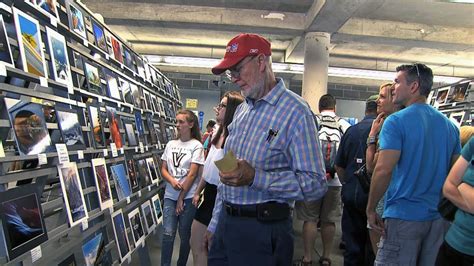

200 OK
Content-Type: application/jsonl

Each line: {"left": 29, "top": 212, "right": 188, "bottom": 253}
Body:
{"left": 206, "top": 33, "right": 327, "bottom": 265}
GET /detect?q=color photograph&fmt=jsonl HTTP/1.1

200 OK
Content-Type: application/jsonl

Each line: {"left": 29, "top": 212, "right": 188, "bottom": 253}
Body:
{"left": 124, "top": 122, "right": 138, "bottom": 147}
{"left": 125, "top": 157, "right": 139, "bottom": 191}
{"left": 82, "top": 232, "right": 102, "bottom": 266}
{"left": 449, "top": 82, "right": 470, "bottom": 102}
{"left": 436, "top": 87, "right": 449, "bottom": 104}
{"left": 110, "top": 163, "right": 131, "bottom": 201}
{"left": 87, "top": 104, "right": 106, "bottom": 148}
{"left": 111, "top": 36, "right": 123, "bottom": 63}
{"left": 91, "top": 158, "right": 113, "bottom": 210}
{"left": 6, "top": 99, "right": 52, "bottom": 156}
{"left": 151, "top": 194, "right": 163, "bottom": 224}
{"left": 83, "top": 61, "right": 103, "bottom": 95}
{"left": 106, "top": 106, "right": 123, "bottom": 148}
{"left": 135, "top": 111, "right": 144, "bottom": 137}
{"left": 46, "top": 27, "right": 72, "bottom": 87}
{"left": 449, "top": 111, "right": 465, "bottom": 125}
{"left": 141, "top": 201, "right": 156, "bottom": 234}
{"left": 104, "top": 69, "right": 121, "bottom": 101}
{"left": 67, "top": 2, "right": 87, "bottom": 39}
{"left": 0, "top": 191, "right": 47, "bottom": 260}
{"left": 58, "top": 162, "right": 88, "bottom": 227}
{"left": 137, "top": 159, "right": 151, "bottom": 187}
{"left": 145, "top": 157, "right": 159, "bottom": 184}
{"left": 13, "top": 8, "right": 47, "bottom": 77}
{"left": 146, "top": 113, "right": 158, "bottom": 144}
{"left": 127, "top": 208, "right": 145, "bottom": 247}
{"left": 92, "top": 20, "right": 107, "bottom": 52}
{"left": 0, "top": 15, "right": 14, "bottom": 68}
{"left": 123, "top": 47, "right": 134, "bottom": 71}
{"left": 111, "top": 210, "right": 131, "bottom": 262}
{"left": 37, "top": 0, "right": 60, "bottom": 20}
{"left": 56, "top": 107, "right": 86, "bottom": 150}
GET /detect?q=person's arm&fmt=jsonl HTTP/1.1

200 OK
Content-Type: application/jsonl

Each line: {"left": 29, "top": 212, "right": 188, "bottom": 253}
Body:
{"left": 443, "top": 154, "right": 471, "bottom": 212}
{"left": 367, "top": 114, "right": 385, "bottom": 173}
{"left": 176, "top": 163, "right": 201, "bottom": 214}
{"left": 219, "top": 112, "right": 327, "bottom": 201}
{"left": 205, "top": 182, "right": 223, "bottom": 251}
{"left": 192, "top": 167, "right": 206, "bottom": 207}
{"left": 366, "top": 149, "right": 400, "bottom": 233}
{"left": 161, "top": 162, "right": 182, "bottom": 190}
{"left": 458, "top": 182, "right": 474, "bottom": 213}
{"left": 335, "top": 165, "right": 345, "bottom": 182}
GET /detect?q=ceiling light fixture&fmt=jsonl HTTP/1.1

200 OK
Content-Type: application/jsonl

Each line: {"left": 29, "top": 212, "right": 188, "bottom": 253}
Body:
{"left": 145, "top": 55, "right": 464, "bottom": 84}
{"left": 261, "top": 12, "right": 285, "bottom": 20}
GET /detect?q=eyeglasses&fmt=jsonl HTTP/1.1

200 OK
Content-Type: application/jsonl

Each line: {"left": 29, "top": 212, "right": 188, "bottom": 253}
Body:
{"left": 225, "top": 56, "right": 256, "bottom": 79}
{"left": 215, "top": 103, "right": 227, "bottom": 110}
{"left": 412, "top": 63, "right": 422, "bottom": 88}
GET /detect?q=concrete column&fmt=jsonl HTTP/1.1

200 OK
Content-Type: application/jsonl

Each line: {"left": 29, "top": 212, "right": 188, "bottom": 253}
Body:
{"left": 302, "top": 32, "right": 330, "bottom": 113}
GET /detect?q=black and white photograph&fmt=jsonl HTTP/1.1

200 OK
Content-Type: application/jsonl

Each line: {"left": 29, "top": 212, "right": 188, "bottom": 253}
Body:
{"left": 119, "top": 78, "right": 133, "bottom": 105}
{"left": 145, "top": 157, "right": 160, "bottom": 184}
{"left": 55, "top": 107, "right": 86, "bottom": 150}
{"left": 130, "top": 83, "right": 142, "bottom": 109}
{"left": 104, "top": 69, "right": 122, "bottom": 101}
{"left": 58, "top": 162, "right": 89, "bottom": 227}
{"left": 123, "top": 121, "right": 138, "bottom": 147}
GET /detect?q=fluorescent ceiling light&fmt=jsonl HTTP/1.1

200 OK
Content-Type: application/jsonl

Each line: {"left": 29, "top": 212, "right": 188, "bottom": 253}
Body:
{"left": 145, "top": 55, "right": 464, "bottom": 84}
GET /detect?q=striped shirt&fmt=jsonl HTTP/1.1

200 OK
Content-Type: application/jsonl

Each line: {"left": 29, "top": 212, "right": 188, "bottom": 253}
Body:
{"left": 208, "top": 78, "right": 327, "bottom": 233}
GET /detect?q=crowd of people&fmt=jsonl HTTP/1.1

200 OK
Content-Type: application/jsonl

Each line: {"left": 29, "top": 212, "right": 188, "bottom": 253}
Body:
{"left": 158, "top": 33, "right": 473, "bottom": 266}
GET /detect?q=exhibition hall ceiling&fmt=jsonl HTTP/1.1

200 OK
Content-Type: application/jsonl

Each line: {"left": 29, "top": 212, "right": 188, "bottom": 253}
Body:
{"left": 82, "top": 0, "right": 473, "bottom": 81}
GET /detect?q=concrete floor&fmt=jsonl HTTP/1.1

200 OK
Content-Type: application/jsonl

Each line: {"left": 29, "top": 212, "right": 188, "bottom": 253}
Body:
{"left": 132, "top": 214, "right": 344, "bottom": 265}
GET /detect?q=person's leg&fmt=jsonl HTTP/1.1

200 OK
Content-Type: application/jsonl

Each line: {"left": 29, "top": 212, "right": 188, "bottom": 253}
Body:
{"left": 320, "top": 186, "right": 342, "bottom": 263}
{"left": 302, "top": 221, "right": 318, "bottom": 262}
{"left": 190, "top": 219, "right": 208, "bottom": 266}
{"left": 161, "top": 198, "right": 178, "bottom": 266}
{"left": 271, "top": 217, "right": 294, "bottom": 265}
{"left": 208, "top": 206, "right": 228, "bottom": 266}
{"left": 419, "top": 218, "right": 450, "bottom": 266}
{"left": 177, "top": 198, "right": 197, "bottom": 266}
{"left": 295, "top": 199, "right": 322, "bottom": 263}
{"left": 341, "top": 204, "right": 367, "bottom": 266}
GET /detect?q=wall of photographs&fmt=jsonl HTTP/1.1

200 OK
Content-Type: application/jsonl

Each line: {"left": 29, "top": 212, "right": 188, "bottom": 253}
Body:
{"left": 428, "top": 78, "right": 473, "bottom": 127}
{"left": 0, "top": 0, "right": 181, "bottom": 264}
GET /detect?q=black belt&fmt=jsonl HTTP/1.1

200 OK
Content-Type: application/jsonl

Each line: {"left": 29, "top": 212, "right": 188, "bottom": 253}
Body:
{"left": 224, "top": 201, "right": 291, "bottom": 222}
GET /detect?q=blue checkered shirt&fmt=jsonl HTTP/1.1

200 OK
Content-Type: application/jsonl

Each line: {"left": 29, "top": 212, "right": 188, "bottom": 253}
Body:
{"left": 208, "top": 78, "right": 327, "bottom": 232}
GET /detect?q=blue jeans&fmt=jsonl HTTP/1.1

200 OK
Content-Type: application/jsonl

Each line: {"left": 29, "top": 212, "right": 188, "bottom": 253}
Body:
{"left": 208, "top": 205, "right": 294, "bottom": 266}
{"left": 161, "top": 198, "right": 196, "bottom": 266}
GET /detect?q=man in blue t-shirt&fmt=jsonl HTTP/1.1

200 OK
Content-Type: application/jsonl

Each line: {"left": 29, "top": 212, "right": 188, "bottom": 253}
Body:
{"left": 366, "top": 63, "right": 461, "bottom": 266}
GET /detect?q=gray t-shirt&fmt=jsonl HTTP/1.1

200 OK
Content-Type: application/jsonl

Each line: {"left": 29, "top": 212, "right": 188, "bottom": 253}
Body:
{"left": 161, "top": 139, "right": 204, "bottom": 200}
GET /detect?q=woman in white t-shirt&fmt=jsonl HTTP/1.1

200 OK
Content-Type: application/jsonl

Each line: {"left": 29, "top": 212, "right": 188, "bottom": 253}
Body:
{"left": 190, "top": 91, "right": 244, "bottom": 266}
{"left": 161, "top": 109, "right": 205, "bottom": 266}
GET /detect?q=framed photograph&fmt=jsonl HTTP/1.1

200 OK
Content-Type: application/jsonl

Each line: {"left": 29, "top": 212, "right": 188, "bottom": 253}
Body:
{"left": 426, "top": 90, "right": 434, "bottom": 105}
{"left": 143, "top": 90, "right": 152, "bottom": 111}
{"left": 110, "top": 163, "right": 131, "bottom": 201}
{"left": 37, "top": 0, "right": 60, "bottom": 21}
{"left": 46, "top": 27, "right": 73, "bottom": 87}
{"left": 103, "top": 69, "right": 121, "bottom": 101}
{"left": 83, "top": 61, "right": 103, "bottom": 95}
{"left": 105, "top": 106, "right": 123, "bottom": 148}
{"left": 58, "top": 254, "right": 76, "bottom": 266}
{"left": 91, "top": 20, "right": 107, "bottom": 52}
{"left": 137, "top": 159, "right": 151, "bottom": 187}
{"left": 66, "top": 1, "right": 87, "bottom": 39}
{"left": 151, "top": 194, "right": 163, "bottom": 225}
{"left": 123, "top": 121, "right": 138, "bottom": 147}
{"left": 123, "top": 47, "right": 134, "bottom": 72}
{"left": 449, "top": 82, "right": 469, "bottom": 103}
{"left": 125, "top": 157, "right": 139, "bottom": 191}
{"left": 146, "top": 113, "right": 157, "bottom": 144}
{"left": 130, "top": 83, "right": 142, "bottom": 109}
{"left": 13, "top": 7, "right": 48, "bottom": 77}
{"left": 91, "top": 158, "right": 113, "bottom": 210}
{"left": 55, "top": 107, "right": 86, "bottom": 150}
{"left": 157, "top": 98, "right": 166, "bottom": 117}
{"left": 0, "top": 15, "right": 14, "bottom": 68}
{"left": 127, "top": 208, "right": 145, "bottom": 247}
{"left": 82, "top": 232, "right": 102, "bottom": 266}
{"left": 118, "top": 78, "right": 133, "bottom": 105}
{"left": 150, "top": 94, "right": 159, "bottom": 114}
{"left": 135, "top": 55, "right": 145, "bottom": 79}
{"left": 87, "top": 104, "right": 106, "bottom": 148}
{"left": 111, "top": 210, "right": 131, "bottom": 262}
{"left": 0, "top": 187, "right": 48, "bottom": 260}
{"left": 5, "top": 99, "right": 52, "bottom": 156}
{"left": 145, "top": 157, "right": 160, "bottom": 184}
{"left": 141, "top": 201, "right": 156, "bottom": 234}
{"left": 110, "top": 36, "right": 123, "bottom": 63}
{"left": 58, "top": 162, "right": 88, "bottom": 228}
{"left": 134, "top": 111, "right": 144, "bottom": 137}
{"left": 449, "top": 111, "right": 465, "bottom": 125}
{"left": 436, "top": 87, "right": 449, "bottom": 104}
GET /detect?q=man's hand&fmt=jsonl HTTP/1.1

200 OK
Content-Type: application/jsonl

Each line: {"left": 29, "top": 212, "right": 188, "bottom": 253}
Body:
{"left": 171, "top": 179, "right": 183, "bottom": 190}
{"left": 203, "top": 230, "right": 214, "bottom": 253}
{"left": 219, "top": 159, "right": 255, "bottom": 187}
{"left": 366, "top": 209, "right": 385, "bottom": 235}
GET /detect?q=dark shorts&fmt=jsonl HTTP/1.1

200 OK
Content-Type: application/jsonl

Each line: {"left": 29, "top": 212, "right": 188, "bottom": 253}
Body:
{"left": 194, "top": 182, "right": 217, "bottom": 226}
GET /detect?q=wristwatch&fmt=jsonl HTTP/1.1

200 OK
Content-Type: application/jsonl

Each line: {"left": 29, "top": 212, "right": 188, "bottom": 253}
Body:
{"left": 367, "top": 136, "right": 377, "bottom": 145}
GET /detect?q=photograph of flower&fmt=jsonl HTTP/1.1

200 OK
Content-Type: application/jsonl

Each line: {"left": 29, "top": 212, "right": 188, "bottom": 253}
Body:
{"left": 66, "top": 2, "right": 87, "bottom": 39}
{"left": 91, "top": 20, "right": 107, "bottom": 52}
{"left": 0, "top": 15, "right": 14, "bottom": 68}
{"left": 82, "top": 232, "right": 102, "bottom": 266}
{"left": 0, "top": 189, "right": 48, "bottom": 260}
{"left": 127, "top": 208, "right": 145, "bottom": 247}
{"left": 111, "top": 36, "right": 123, "bottom": 63}
{"left": 55, "top": 107, "right": 86, "bottom": 150}
{"left": 106, "top": 106, "right": 123, "bottom": 148}
{"left": 13, "top": 8, "right": 47, "bottom": 77}
{"left": 91, "top": 158, "right": 113, "bottom": 210}
{"left": 151, "top": 194, "right": 163, "bottom": 224}
{"left": 6, "top": 99, "right": 52, "bottom": 156}
{"left": 83, "top": 61, "right": 103, "bottom": 95}
{"left": 141, "top": 201, "right": 156, "bottom": 234}
{"left": 110, "top": 163, "right": 131, "bottom": 201}
{"left": 58, "top": 162, "right": 88, "bottom": 227}
{"left": 46, "top": 27, "right": 73, "bottom": 87}
{"left": 87, "top": 104, "right": 106, "bottom": 148}
{"left": 111, "top": 210, "right": 131, "bottom": 262}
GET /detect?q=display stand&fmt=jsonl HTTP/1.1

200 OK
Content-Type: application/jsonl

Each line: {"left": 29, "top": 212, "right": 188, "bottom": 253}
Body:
{"left": 0, "top": 0, "right": 180, "bottom": 264}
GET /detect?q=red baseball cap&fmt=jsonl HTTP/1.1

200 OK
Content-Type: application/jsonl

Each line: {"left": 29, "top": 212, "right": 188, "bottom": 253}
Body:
{"left": 211, "top": 33, "right": 272, "bottom": 75}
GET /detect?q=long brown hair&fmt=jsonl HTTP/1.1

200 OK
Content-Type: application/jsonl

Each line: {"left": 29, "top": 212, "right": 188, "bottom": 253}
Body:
{"left": 177, "top": 109, "right": 201, "bottom": 142}
{"left": 211, "top": 91, "right": 244, "bottom": 147}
